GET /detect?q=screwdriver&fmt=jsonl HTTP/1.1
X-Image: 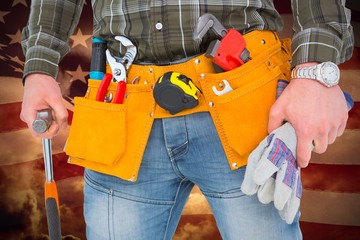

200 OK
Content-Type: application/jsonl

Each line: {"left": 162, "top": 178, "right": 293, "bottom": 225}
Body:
{"left": 90, "top": 37, "right": 107, "bottom": 80}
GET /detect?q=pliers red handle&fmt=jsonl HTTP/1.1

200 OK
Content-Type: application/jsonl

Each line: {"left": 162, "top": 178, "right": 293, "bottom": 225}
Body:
{"left": 96, "top": 73, "right": 126, "bottom": 104}
{"left": 95, "top": 36, "right": 137, "bottom": 104}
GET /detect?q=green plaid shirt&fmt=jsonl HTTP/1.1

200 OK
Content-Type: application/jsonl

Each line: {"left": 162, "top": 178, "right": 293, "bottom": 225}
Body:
{"left": 22, "top": 0, "right": 354, "bottom": 79}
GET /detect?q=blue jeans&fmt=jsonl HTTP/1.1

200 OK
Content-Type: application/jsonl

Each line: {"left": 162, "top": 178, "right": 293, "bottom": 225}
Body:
{"left": 84, "top": 112, "right": 302, "bottom": 240}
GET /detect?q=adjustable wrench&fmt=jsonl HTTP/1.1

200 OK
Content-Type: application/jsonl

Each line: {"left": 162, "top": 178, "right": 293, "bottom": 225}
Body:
{"left": 193, "top": 13, "right": 251, "bottom": 71}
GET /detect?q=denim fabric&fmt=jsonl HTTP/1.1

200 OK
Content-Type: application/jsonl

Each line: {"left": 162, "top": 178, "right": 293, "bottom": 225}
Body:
{"left": 84, "top": 112, "right": 302, "bottom": 240}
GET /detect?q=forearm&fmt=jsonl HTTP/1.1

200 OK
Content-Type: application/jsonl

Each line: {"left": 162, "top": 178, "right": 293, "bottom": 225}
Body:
{"left": 290, "top": 0, "right": 354, "bottom": 67}
{"left": 22, "top": 0, "right": 84, "bottom": 80}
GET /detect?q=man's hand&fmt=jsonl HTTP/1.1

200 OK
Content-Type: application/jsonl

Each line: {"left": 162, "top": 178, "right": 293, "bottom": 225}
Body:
{"left": 20, "top": 74, "right": 68, "bottom": 138}
{"left": 268, "top": 63, "right": 348, "bottom": 168}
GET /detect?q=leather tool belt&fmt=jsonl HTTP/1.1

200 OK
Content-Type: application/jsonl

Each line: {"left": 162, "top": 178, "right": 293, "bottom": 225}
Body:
{"left": 65, "top": 30, "right": 292, "bottom": 181}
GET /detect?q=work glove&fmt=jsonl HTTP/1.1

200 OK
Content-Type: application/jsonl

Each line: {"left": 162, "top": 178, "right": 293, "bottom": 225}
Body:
{"left": 241, "top": 122, "right": 301, "bottom": 224}
{"left": 241, "top": 85, "right": 354, "bottom": 224}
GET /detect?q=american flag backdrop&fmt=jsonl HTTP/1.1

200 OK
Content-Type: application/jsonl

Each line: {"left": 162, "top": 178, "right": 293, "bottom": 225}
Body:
{"left": 0, "top": 0, "right": 359, "bottom": 239}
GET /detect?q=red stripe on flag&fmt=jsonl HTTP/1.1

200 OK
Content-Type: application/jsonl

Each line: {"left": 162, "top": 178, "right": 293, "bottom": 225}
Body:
{"left": 68, "top": 109, "right": 74, "bottom": 125}
{"left": 274, "top": 0, "right": 292, "bottom": 14}
{"left": 41, "top": 152, "right": 84, "bottom": 181}
{"left": 300, "top": 221, "right": 360, "bottom": 240}
{"left": 0, "top": 153, "right": 83, "bottom": 183}
{"left": 0, "top": 101, "right": 74, "bottom": 132}
{"left": 302, "top": 163, "right": 360, "bottom": 192}
{"left": 347, "top": 102, "right": 360, "bottom": 129}
{"left": 339, "top": 47, "right": 360, "bottom": 70}
{"left": 0, "top": 102, "right": 27, "bottom": 133}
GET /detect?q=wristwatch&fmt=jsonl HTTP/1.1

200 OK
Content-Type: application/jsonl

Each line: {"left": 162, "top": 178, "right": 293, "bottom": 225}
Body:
{"left": 291, "top": 61, "right": 340, "bottom": 87}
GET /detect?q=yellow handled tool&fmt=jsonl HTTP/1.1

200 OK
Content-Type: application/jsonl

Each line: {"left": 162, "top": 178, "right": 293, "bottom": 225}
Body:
{"left": 32, "top": 109, "right": 62, "bottom": 240}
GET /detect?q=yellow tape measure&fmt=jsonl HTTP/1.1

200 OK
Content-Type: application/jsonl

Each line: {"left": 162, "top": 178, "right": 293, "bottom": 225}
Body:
{"left": 153, "top": 71, "right": 201, "bottom": 114}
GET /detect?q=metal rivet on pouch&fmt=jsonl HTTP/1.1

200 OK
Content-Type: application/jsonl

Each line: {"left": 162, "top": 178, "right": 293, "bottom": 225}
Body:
{"left": 209, "top": 102, "right": 214, "bottom": 107}
{"left": 104, "top": 92, "right": 113, "bottom": 103}
{"left": 150, "top": 112, "right": 154, "bottom": 117}
{"left": 130, "top": 175, "right": 136, "bottom": 181}
{"left": 232, "top": 162, "right": 238, "bottom": 168}
{"left": 149, "top": 67, "right": 153, "bottom": 73}
{"left": 200, "top": 73, "right": 205, "bottom": 79}
{"left": 195, "top": 59, "right": 200, "bottom": 65}
{"left": 261, "top": 39, "right": 266, "bottom": 44}
{"left": 144, "top": 80, "right": 148, "bottom": 84}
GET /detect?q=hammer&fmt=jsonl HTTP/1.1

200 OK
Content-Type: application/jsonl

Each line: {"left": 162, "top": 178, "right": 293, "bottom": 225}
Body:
{"left": 32, "top": 109, "right": 62, "bottom": 240}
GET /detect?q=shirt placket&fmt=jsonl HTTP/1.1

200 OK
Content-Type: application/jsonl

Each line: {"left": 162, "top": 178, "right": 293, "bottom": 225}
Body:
{"left": 150, "top": 2, "right": 173, "bottom": 62}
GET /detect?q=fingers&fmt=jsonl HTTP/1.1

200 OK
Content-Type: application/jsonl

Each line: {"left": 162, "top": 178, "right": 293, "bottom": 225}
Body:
{"left": 268, "top": 101, "right": 286, "bottom": 133}
{"left": 296, "top": 136, "right": 313, "bottom": 168}
{"left": 50, "top": 98, "right": 69, "bottom": 130}
{"left": 328, "top": 128, "right": 337, "bottom": 145}
{"left": 337, "top": 120, "right": 347, "bottom": 137}
{"left": 20, "top": 74, "right": 68, "bottom": 139}
{"left": 296, "top": 124, "right": 346, "bottom": 168}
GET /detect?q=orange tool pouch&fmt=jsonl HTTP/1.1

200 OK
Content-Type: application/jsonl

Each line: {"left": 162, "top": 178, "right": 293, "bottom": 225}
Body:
{"left": 65, "top": 30, "right": 292, "bottom": 181}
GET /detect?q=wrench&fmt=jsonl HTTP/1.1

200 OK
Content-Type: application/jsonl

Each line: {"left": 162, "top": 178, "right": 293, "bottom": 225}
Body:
{"left": 212, "top": 79, "right": 233, "bottom": 96}
{"left": 193, "top": 13, "right": 251, "bottom": 71}
{"left": 193, "top": 13, "right": 228, "bottom": 42}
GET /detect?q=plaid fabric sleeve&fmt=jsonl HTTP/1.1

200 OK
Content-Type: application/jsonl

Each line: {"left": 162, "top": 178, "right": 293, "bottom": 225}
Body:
{"left": 290, "top": 0, "right": 354, "bottom": 68}
{"left": 21, "top": 0, "right": 84, "bottom": 80}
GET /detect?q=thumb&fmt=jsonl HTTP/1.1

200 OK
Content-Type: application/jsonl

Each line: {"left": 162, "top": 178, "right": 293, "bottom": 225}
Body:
{"left": 268, "top": 101, "right": 286, "bottom": 133}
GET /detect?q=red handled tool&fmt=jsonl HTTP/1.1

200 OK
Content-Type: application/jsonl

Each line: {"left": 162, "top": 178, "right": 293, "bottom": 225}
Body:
{"left": 96, "top": 35, "right": 137, "bottom": 104}
{"left": 96, "top": 72, "right": 127, "bottom": 104}
{"left": 32, "top": 109, "right": 61, "bottom": 240}
{"left": 193, "top": 13, "right": 251, "bottom": 71}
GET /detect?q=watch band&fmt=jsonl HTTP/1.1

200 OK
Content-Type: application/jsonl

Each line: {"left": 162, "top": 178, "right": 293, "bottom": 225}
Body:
{"left": 291, "top": 65, "right": 318, "bottom": 80}
{"left": 290, "top": 62, "right": 339, "bottom": 87}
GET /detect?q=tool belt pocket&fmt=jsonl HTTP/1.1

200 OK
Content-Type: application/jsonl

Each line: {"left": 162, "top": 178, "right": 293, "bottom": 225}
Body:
{"left": 65, "top": 97, "right": 126, "bottom": 166}
{"left": 201, "top": 59, "right": 285, "bottom": 167}
{"left": 65, "top": 80, "right": 155, "bottom": 180}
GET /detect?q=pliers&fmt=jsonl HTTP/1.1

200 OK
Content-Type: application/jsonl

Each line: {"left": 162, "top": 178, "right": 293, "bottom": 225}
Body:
{"left": 95, "top": 36, "right": 137, "bottom": 104}
{"left": 96, "top": 50, "right": 127, "bottom": 104}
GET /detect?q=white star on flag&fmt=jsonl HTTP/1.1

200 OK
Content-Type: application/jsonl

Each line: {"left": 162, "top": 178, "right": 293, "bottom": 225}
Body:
{"left": 0, "top": 11, "right": 10, "bottom": 23}
{"left": 11, "top": 0, "right": 28, "bottom": 7}
{"left": 66, "top": 65, "right": 89, "bottom": 83}
{"left": 70, "top": 29, "right": 91, "bottom": 49}
{"left": 6, "top": 29, "right": 22, "bottom": 45}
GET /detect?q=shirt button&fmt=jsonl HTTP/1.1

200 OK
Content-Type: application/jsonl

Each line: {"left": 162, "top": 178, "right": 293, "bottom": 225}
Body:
{"left": 155, "top": 22, "right": 163, "bottom": 30}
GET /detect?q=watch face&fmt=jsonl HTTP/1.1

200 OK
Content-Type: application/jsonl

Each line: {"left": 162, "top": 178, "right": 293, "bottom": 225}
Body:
{"left": 321, "top": 62, "right": 339, "bottom": 85}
